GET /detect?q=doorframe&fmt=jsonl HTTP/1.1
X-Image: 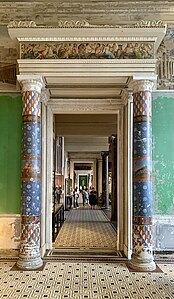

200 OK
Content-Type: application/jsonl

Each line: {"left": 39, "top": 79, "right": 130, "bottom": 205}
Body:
{"left": 43, "top": 106, "right": 129, "bottom": 256}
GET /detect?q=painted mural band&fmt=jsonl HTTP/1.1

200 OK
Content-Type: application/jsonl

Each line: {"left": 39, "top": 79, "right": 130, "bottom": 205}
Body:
{"left": 22, "top": 115, "right": 41, "bottom": 123}
{"left": 20, "top": 42, "right": 154, "bottom": 60}
{"left": 133, "top": 216, "right": 153, "bottom": 225}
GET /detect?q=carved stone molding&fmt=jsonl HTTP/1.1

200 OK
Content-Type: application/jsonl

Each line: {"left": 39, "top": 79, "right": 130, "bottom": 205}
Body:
{"left": 7, "top": 19, "right": 166, "bottom": 29}
{"left": 41, "top": 89, "right": 49, "bottom": 105}
{"left": 135, "top": 20, "right": 166, "bottom": 28}
{"left": 18, "top": 37, "right": 158, "bottom": 42}
{"left": 8, "top": 20, "right": 37, "bottom": 28}
{"left": 57, "top": 20, "right": 91, "bottom": 28}
{"left": 121, "top": 89, "right": 133, "bottom": 105}
{"left": 18, "top": 58, "right": 156, "bottom": 64}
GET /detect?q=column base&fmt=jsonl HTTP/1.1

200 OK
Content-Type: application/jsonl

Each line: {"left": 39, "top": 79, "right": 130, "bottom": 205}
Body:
{"left": 17, "top": 253, "right": 43, "bottom": 270}
{"left": 129, "top": 255, "right": 156, "bottom": 271}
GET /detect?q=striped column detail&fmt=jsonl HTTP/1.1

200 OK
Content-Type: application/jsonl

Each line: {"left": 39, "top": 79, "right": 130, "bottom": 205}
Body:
{"left": 17, "top": 77, "right": 44, "bottom": 270}
{"left": 130, "top": 80, "right": 156, "bottom": 271}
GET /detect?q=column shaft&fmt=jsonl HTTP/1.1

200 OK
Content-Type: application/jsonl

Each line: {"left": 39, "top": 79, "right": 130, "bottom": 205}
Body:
{"left": 130, "top": 80, "right": 156, "bottom": 271}
{"left": 110, "top": 136, "right": 117, "bottom": 224}
{"left": 97, "top": 159, "right": 102, "bottom": 201}
{"left": 17, "top": 77, "right": 44, "bottom": 270}
{"left": 101, "top": 151, "right": 109, "bottom": 209}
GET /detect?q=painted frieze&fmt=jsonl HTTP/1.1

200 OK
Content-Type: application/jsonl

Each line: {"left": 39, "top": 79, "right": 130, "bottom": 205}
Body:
{"left": 20, "top": 42, "right": 154, "bottom": 60}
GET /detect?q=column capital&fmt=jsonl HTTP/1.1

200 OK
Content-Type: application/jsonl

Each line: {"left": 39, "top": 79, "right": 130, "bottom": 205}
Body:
{"left": 101, "top": 151, "right": 109, "bottom": 157}
{"left": 17, "top": 75, "right": 45, "bottom": 94}
{"left": 108, "top": 135, "right": 117, "bottom": 145}
{"left": 130, "top": 74, "right": 157, "bottom": 93}
{"left": 131, "top": 80, "right": 155, "bottom": 93}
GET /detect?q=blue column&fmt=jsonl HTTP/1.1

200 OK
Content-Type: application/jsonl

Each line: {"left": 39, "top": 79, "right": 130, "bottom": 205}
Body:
{"left": 17, "top": 76, "right": 44, "bottom": 270}
{"left": 130, "top": 80, "right": 156, "bottom": 271}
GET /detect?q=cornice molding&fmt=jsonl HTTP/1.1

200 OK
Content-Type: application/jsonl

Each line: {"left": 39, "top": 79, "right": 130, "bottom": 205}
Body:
{"left": 18, "top": 58, "right": 156, "bottom": 64}
{"left": 8, "top": 20, "right": 37, "bottom": 28}
{"left": 8, "top": 20, "right": 166, "bottom": 29}
{"left": 18, "top": 37, "right": 157, "bottom": 42}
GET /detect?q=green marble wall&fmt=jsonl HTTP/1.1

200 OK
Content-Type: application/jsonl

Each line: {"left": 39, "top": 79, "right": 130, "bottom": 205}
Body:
{"left": 152, "top": 92, "right": 174, "bottom": 215}
{"left": 0, "top": 94, "right": 22, "bottom": 213}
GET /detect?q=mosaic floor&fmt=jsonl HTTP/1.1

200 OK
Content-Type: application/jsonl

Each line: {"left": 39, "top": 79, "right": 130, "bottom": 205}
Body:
{"left": 0, "top": 261, "right": 174, "bottom": 299}
{"left": 54, "top": 209, "right": 116, "bottom": 250}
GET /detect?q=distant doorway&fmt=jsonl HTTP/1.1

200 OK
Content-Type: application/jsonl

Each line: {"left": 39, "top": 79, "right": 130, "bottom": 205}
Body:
{"left": 79, "top": 174, "right": 88, "bottom": 190}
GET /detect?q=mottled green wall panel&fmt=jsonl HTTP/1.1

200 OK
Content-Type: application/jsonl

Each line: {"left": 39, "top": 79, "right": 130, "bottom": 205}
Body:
{"left": 0, "top": 95, "right": 22, "bottom": 213}
{"left": 152, "top": 92, "right": 174, "bottom": 215}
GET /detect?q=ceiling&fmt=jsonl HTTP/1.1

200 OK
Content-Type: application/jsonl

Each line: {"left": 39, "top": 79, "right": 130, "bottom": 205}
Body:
{"left": 55, "top": 114, "right": 117, "bottom": 155}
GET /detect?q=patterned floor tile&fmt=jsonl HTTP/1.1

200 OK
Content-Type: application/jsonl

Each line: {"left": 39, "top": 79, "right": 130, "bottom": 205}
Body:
{"left": 0, "top": 261, "right": 174, "bottom": 299}
{"left": 54, "top": 209, "right": 117, "bottom": 250}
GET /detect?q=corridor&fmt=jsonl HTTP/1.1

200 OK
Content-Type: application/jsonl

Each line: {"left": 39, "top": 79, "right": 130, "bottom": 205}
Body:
{"left": 52, "top": 208, "right": 120, "bottom": 260}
